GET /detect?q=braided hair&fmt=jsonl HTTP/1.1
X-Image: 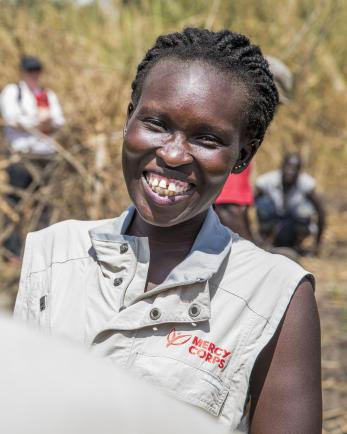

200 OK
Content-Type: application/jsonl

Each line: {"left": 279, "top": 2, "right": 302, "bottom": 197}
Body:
{"left": 131, "top": 28, "right": 279, "bottom": 143}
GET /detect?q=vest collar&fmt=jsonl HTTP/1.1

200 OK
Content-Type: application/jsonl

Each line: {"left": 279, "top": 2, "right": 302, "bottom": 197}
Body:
{"left": 89, "top": 205, "right": 232, "bottom": 290}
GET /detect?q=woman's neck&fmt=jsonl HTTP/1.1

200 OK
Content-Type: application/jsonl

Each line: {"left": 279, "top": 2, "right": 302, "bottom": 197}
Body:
{"left": 126, "top": 209, "right": 208, "bottom": 245}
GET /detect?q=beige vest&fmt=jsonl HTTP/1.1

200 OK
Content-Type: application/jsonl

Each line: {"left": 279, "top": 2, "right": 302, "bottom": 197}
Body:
{"left": 14, "top": 206, "right": 312, "bottom": 432}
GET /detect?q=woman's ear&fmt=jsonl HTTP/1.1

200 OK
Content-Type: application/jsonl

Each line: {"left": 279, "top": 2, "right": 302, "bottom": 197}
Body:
{"left": 124, "top": 102, "right": 135, "bottom": 137}
{"left": 232, "top": 139, "right": 260, "bottom": 173}
{"left": 127, "top": 102, "right": 134, "bottom": 118}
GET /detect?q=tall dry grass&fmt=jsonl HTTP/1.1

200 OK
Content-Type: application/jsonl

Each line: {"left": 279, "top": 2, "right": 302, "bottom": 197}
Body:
{"left": 0, "top": 0, "right": 346, "bottom": 228}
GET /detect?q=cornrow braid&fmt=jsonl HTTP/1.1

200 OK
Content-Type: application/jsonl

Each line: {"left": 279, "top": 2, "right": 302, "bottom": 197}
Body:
{"left": 131, "top": 28, "right": 279, "bottom": 143}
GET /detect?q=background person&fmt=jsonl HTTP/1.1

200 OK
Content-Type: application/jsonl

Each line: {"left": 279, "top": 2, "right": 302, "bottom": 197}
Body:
{"left": 255, "top": 152, "right": 326, "bottom": 255}
{"left": 214, "top": 164, "right": 254, "bottom": 240}
{"left": 214, "top": 56, "right": 293, "bottom": 241}
{"left": 1, "top": 55, "right": 65, "bottom": 154}
{"left": 0, "top": 55, "right": 65, "bottom": 258}
{"left": 265, "top": 55, "right": 293, "bottom": 105}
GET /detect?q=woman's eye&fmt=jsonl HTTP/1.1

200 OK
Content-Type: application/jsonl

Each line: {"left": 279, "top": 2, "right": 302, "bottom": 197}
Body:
{"left": 195, "top": 135, "right": 223, "bottom": 148}
{"left": 144, "top": 118, "right": 166, "bottom": 131}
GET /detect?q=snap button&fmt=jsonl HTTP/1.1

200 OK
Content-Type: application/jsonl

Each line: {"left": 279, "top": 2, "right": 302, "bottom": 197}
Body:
{"left": 113, "top": 277, "right": 123, "bottom": 286}
{"left": 120, "top": 243, "right": 128, "bottom": 254}
{"left": 189, "top": 304, "right": 200, "bottom": 318}
{"left": 150, "top": 307, "right": 161, "bottom": 321}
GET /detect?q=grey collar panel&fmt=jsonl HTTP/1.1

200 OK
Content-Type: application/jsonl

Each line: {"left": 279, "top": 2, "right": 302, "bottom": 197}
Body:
{"left": 89, "top": 205, "right": 233, "bottom": 291}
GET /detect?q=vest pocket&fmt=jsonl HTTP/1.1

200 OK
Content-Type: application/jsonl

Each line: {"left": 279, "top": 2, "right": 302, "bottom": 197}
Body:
{"left": 129, "top": 352, "right": 228, "bottom": 416}
{"left": 27, "top": 273, "right": 50, "bottom": 329}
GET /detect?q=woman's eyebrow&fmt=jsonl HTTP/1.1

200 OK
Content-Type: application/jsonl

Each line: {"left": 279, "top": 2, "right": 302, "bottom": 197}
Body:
{"left": 136, "top": 103, "right": 172, "bottom": 119}
{"left": 137, "top": 100, "right": 163, "bottom": 111}
{"left": 138, "top": 105, "right": 235, "bottom": 137}
{"left": 191, "top": 122, "right": 235, "bottom": 140}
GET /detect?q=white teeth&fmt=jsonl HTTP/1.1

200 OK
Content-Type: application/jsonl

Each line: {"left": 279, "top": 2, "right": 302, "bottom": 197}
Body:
{"left": 168, "top": 183, "right": 176, "bottom": 192}
{"left": 145, "top": 172, "right": 191, "bottom": 197}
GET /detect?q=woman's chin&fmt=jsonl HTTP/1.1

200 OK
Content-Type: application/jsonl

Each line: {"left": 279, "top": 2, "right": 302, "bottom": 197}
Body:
{"left": 133, "top": 195, "right": 201, "bottom": 227}
{"left": 136, "top": 204, "right": 193, "bottom": 227}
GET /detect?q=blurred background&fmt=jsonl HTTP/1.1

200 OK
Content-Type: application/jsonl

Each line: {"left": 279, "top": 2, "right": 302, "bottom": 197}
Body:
{"left": 0, "top": 0, "right": 346, "bottom": 432}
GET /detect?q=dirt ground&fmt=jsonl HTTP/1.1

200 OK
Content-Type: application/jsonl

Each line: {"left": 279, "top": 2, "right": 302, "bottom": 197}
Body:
{"left": 302, "top": 212, "right": 347, "bottom": 434}
{"left": 0, "top": 212, "right": 346, "bottom": 432}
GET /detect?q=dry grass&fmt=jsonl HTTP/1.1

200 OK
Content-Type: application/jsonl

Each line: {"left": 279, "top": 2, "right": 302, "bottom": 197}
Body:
{"left": 0, "top": 0, "right": 346, "bottom": 432}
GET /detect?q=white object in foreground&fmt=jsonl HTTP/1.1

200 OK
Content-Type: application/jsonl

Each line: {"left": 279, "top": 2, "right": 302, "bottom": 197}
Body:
{"left": 0, "top": 314, "right": 228, "bottom": 434}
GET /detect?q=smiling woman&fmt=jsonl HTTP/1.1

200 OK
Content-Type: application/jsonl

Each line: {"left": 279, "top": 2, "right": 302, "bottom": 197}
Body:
{"left": 124, "top": 59, "right": 248, "bottom": 227}
{"left": 14, "top": 28, "right": 322, "bottom": 433}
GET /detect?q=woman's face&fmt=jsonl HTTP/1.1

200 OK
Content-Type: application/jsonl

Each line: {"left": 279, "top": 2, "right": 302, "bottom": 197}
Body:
{"left": 122, "top": 59, "right": 251, "bottom": 227}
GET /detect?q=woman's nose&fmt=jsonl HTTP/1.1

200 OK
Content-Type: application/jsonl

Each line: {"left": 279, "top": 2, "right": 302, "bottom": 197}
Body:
{"left": 156, "top": 135, "right": 193, "bottom": 167}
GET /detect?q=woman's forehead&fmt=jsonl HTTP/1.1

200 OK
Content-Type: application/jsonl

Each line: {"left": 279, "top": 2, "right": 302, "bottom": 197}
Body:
{"left": 138, "top": 59, "right": 249, "bottom": 126}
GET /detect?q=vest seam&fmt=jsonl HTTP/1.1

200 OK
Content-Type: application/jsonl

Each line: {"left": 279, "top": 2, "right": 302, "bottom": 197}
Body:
{"left": 210, "top": 282, "right": 270, "bottom": 324}
{"left": 29, "top": 256, "right": 91, "bottom": 276}
{"left": 134, "top": 351, "right": 224, "bottom": 383}
{"left": 90, "top": 237, "right": 129, "bottom": 243}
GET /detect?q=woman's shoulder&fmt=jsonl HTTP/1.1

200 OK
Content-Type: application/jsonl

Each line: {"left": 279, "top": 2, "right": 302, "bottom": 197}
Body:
{"left": 230, "top": 235, "right": 307, "bottom": 272}
{"left": 213, "top": 236, "right": 314, "bottom": 321}
{"left": 23, "top": 218, "right": 113, "bottom": 274}
{"left": 28, "top": 218, "right": 112, "bottom": 244}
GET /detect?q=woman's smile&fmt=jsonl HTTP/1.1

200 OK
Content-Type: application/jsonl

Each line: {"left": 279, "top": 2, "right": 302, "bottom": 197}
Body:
{"left": 142, "top": 171, "right": 195, "bottom": 205}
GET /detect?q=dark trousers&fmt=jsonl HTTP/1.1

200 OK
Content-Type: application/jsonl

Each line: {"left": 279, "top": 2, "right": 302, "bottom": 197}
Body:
{"left": 4, "top": 161, "right": 51, "bottom": 256}
{"left": 255, "top": 195, "right": 311, "bottom": 248}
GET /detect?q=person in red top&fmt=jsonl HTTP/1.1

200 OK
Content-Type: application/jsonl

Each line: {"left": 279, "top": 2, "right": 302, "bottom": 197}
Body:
{"left": 215, "top": 56, "right": 294, "bottom": 240}
{"left": 214, "top": 164, "right": 254, "bottom": 240}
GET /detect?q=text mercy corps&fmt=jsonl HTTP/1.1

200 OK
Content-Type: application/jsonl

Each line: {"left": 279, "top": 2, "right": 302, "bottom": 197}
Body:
{"left": 166, "top": 328, "right": 231, "bottom": 369}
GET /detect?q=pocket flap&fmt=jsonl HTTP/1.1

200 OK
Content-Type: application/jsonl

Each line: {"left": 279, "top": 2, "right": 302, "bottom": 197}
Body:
{"left": 130, "top": 352, "right": 228, "bottom": 416}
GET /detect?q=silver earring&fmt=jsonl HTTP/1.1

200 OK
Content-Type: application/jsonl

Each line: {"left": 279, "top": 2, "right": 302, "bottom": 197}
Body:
{"left": 235, "top": 162, "right": 246, "bottom": 170}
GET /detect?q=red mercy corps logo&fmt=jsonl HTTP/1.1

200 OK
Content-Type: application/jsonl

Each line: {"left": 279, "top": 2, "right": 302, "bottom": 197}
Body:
{"left": 166, "top": 328, "right": 231, "bottom": 369}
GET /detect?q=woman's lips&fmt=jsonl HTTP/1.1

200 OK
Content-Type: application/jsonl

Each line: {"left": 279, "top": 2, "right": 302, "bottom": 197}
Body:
{"left": 142, "top": 172, "right": 195, "bottom": 205}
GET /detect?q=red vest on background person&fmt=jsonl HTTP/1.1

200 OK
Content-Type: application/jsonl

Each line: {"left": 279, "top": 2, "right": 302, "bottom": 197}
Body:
{"left": 33, "top": 88, "right": 51, "bottom": 134}
{"left": 215, "top": 164, "right": 254, "bottom": 206}
{"left": 33, "top": 89, "right": 49, "bottom": 108}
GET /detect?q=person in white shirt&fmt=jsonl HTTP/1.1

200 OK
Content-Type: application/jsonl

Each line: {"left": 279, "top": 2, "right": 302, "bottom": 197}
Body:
{"left": 255, "top": 153, "right": 326, "bottom": 254}
{"left": 1, "top": 55, "right": 65, "bottom": 154}
{"left": 0, "top": 56, "right": 65, "bottom": 258}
